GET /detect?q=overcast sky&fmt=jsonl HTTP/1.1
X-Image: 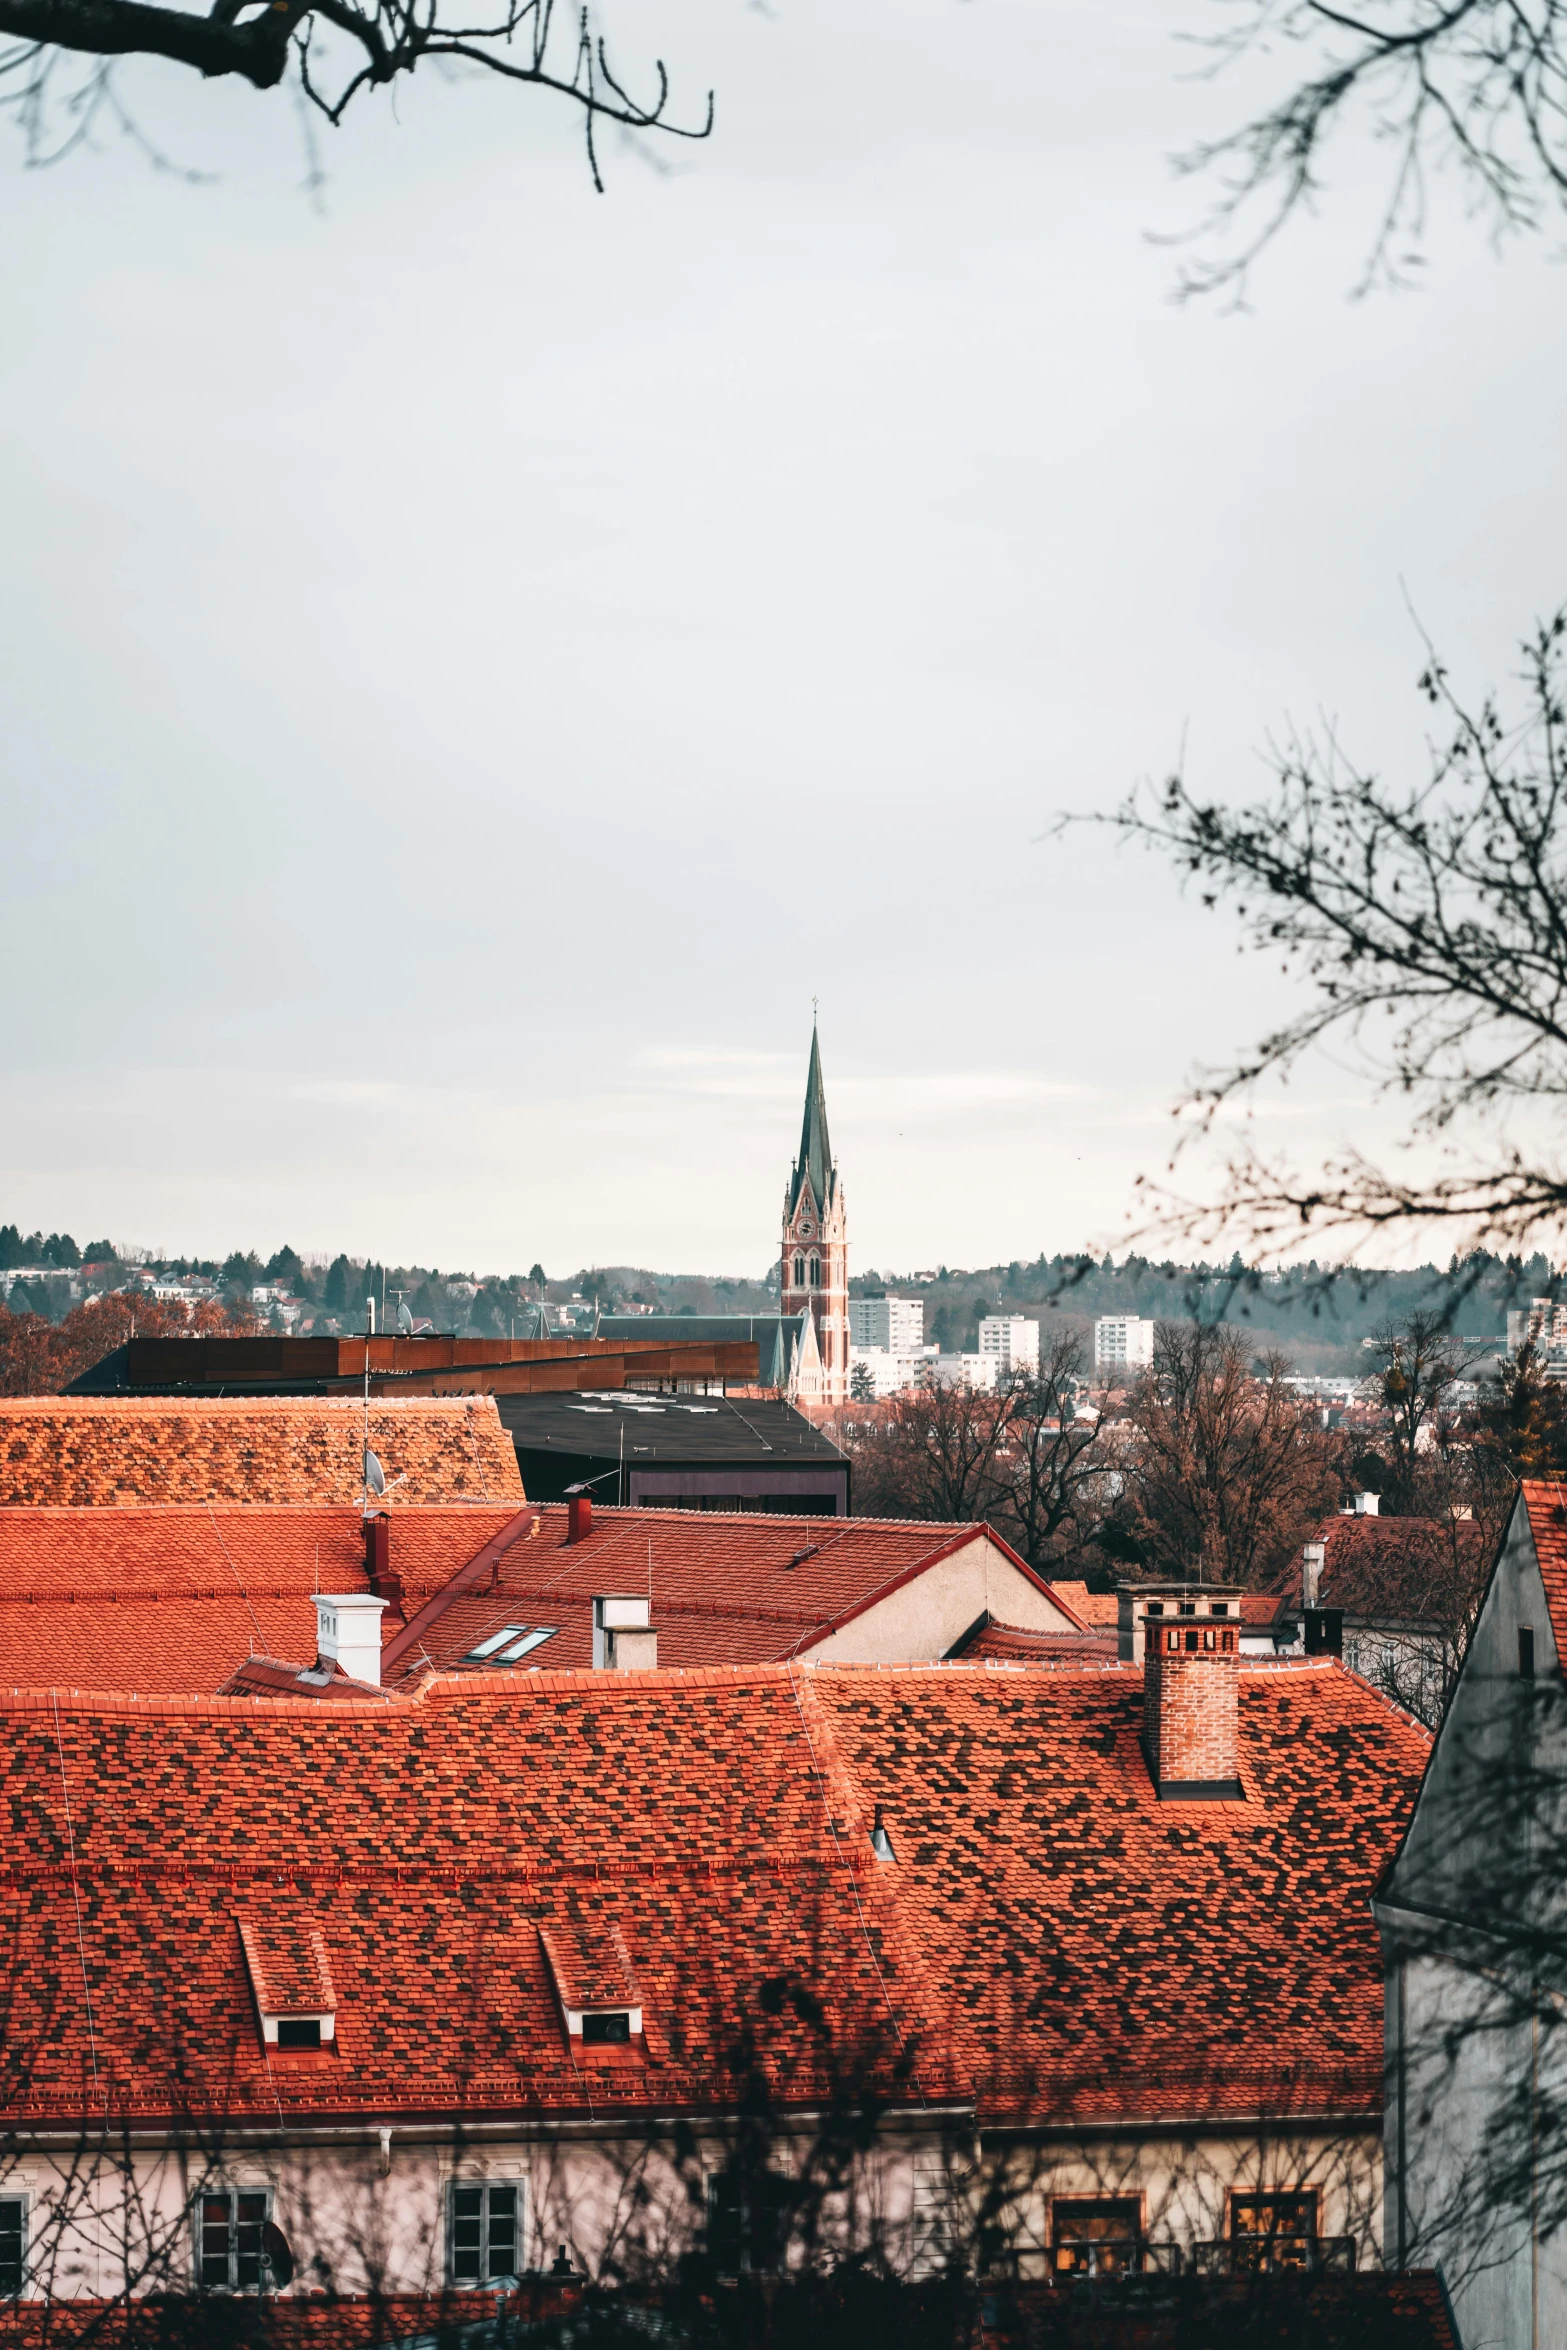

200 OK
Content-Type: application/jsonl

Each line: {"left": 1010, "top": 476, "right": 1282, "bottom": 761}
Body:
{"left": 3, "top": 0, "right": 1565, "bottom": 1279}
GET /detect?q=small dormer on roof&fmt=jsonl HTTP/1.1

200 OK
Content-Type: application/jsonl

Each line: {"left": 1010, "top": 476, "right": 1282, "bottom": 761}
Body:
{"left": 237, "top": 1907, "right": 338, "bottom": 2051}
{"left": 539, "top": 1917, "right": 644, "bottom": 2050}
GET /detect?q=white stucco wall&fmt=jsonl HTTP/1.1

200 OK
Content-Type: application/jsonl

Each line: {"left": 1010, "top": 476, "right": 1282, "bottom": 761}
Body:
{"left": 807, "top": 1533, "right": 1075, "bottom": 1664}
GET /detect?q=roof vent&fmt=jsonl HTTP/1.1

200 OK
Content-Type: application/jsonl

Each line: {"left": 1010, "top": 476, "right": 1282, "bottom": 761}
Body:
{"left": 314, "top": 1593, "right": 387, "bottom": 1688}
{"left": 869, "top": 1804, "right": 895, "bottom": 1862}
{"left": 1302, "top": 1541, "right": 1327, "bottom": 1610}
{"left": 1352, "top": 1492, "right": 1380, "bottom": 1517}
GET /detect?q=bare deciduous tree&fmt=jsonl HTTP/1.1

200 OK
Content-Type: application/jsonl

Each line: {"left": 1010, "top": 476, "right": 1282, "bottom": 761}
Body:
{"left": 1088, "top": 611, "right": 1567, "bottom": 1276}
{"left": 1177, "top": 0, "right": 1567, "bottom": 295}
{"left": 0, "top": 0, "right": 710, "bottom": 179}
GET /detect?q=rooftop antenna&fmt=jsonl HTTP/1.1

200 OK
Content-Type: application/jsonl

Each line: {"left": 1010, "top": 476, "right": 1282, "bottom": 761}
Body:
{"left": 397, "top": 1298, "right": 415, "bottom": 1336}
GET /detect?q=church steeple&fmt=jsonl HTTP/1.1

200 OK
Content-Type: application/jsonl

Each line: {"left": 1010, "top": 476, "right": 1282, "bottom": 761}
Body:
{"left": 789, "top": 1022, "right": 836, "bottom": 1220}
{"left": 780, "top": 1022, "right": 849, "bottom": 1406}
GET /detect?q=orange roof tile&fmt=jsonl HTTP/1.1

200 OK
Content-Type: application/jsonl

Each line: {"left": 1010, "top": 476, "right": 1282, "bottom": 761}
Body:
{"left": 0, "top": 1396, "right": 523, "bottom": 1507}
{"left": 1042, "top": 1581, "right": 1119, "bottom": 1625}
{"left": 0, "top": 1503, "right": 520, "bottom": 1695}
{"left": 957, "top": 1622, "right": 1117, "bottom": 1662}
{"left": 0, "top": 1657, "right": 1427, "bottom": 2134}
{"left": 1521, "top": 1482, "right": 1567, "bottom": 1657}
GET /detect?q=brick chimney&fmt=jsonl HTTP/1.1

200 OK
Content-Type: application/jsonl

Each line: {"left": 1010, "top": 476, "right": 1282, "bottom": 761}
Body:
{"left": 363, "top": 1513, "right": 403, "bottom": 1609}
{"left": 1119, "top": 1584, "right": 1243, "bottom": 1800}
{"left": 567, "top": 1494, "right": 593, "bottom": 1546}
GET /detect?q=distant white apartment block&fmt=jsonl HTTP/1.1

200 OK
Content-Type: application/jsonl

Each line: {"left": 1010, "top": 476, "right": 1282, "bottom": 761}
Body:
{"left": 1094, "top": 1314, "right": 1156, "bottom": 1373}
{"left": 850, "top": 1295, "right": 925, "bottom": 1353}
{"left": 933, "top": 1352, "right": 1000, "bottom": 1392}
{"left": 978, "top": 1316, "right": 1040, "bottom": 1373}
{"left": 1508, "top": 1298, "right": 1567, "bottom": 1355}
{"left": 849, "top": 1346, "right": 937, "bottom": 1399}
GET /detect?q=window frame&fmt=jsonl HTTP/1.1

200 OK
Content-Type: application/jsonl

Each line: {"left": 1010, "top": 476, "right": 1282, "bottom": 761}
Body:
{"left": 1049, "top": 2194, "right": 1144, "bottom": 2278}
{"left": 447, "top": 2179, "right": 522, "bottom": 2288}
{"left": 194, "top": 2185, "right": 273, "bottom": 2294}
{"left": 1228, "top": 2188, "right": 1320, "bottom": 2272}
{"left": 705, "top": 2167, "right": 791, "bottom": 2276}
{"left": 0, "top": 2193, "right": 27, "bottom": 2300}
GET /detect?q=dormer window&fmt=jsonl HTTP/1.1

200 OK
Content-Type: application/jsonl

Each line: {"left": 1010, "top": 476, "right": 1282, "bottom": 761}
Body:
{"left": 581, "top": 2011, "right": 632, "bottom": 2045}
{"left": 539, "top": 1921, "right": 644, "bottom": 2054}
{"left": 237, "top": 1910, "right": 337, "bottom": 2054}
{"left": 465, "top": 1625, "right": 559, "bottom": 1665}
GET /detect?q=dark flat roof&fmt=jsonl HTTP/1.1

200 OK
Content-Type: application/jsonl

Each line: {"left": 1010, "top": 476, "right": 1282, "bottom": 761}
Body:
{"left": 493, "top": 1390, "right": 846, "bottom": 1469}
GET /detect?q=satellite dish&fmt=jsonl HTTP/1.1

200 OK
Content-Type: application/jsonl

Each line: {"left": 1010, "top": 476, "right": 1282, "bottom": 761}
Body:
{"left": 261, "top": 2221, "right": 295, "bottom": 2288}
{"left": 364, "top": 1446, "right": 387, "bottom": 1496}
{"left": 397, "top": 1299, "right": 415, "bottom": 1335}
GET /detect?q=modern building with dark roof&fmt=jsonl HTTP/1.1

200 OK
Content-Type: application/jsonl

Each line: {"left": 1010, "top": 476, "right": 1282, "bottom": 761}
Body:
{"left": 595, "top": 1313, "right": 819, "bottom": 1392}
{"left": 492, "top": 1389, "right": 852, "bottom": 1511}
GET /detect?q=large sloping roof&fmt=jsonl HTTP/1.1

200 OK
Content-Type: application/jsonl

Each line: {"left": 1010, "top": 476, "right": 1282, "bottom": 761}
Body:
{"left": 0, "top": 1396, "right": 524, "bottom": 1507}
{"left": 0, "top": 1503, "right": 519, "bottom": 1693}
{"left": 0, "top": 1657, "right": 1426, "bottom": 2134}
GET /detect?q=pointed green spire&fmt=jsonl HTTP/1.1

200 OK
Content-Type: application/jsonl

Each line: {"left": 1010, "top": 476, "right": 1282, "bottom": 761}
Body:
{"left": 789, "top": 1023, "right": 834, "bottom": 1217}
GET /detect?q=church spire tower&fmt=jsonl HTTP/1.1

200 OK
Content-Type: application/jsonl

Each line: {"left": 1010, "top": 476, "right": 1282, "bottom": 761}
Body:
{"left": 781, "top": 1022, "right": 849, "bottom": 1405}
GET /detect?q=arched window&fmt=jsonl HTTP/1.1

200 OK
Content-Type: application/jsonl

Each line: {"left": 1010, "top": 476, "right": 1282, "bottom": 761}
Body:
{"left": 809, "top": 1255, "right": 821, "bottom": 1287}
{"left": 792, "top": 1256, "right": 805, "bottom": 1287}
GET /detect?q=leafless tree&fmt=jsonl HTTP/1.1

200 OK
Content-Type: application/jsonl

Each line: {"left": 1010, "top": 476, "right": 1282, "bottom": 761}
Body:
{"left": 1116, "top": 1322, "right": 1338, "bottom": 1585}
{"left": 987, "top": 1335, "right": 1115, "bottom": 1572}
{"left": 0, "top": 0, "right": 709, "bottom": 180}
{"left": 1087, "top": 610, "right": 1567, "bottom": 1279}
{"left": 1363, "top": 1314, "right": 1467, "bottom": 1515}
{"left": 1175, "top": 0, "right": 1567, "bottom": 296}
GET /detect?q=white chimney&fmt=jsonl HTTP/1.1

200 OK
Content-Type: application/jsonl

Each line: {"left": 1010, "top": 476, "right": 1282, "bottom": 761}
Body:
{"left": 593, "top": 1595, "right": 655, "bottom": 1671}
{"left": 1302, "top": 1541, "right": 1326, "bottom": 1611}
{"left": 1352, "top": 1492, "right": 1380, "bottom": 1517}
{"left": 314, "top": 1593, "right": 388, "bottom": 1687}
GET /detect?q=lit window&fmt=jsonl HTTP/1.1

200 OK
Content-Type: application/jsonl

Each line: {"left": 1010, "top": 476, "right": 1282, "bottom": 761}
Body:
{"left": 1231, "top": 2192, "right": 1317, "bottom": 2271}
{"left": 0, "top": 2199, "right": 25, "bottom": 2299}
{"left": 198, "top": 2190, "right": 269, "bottom": 2292}
{"left": 450, "top": 2183, "right": 519, "bottom": 2284}
{"left": 581, "top": 2010, "right": 631, "bottom": 2045}
{"left": 1052, "top": 2198, "right": 1141, "bottom": 2277}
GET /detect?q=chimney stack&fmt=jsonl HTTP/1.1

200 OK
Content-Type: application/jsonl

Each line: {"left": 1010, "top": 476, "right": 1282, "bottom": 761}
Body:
{"left": 593, "top": 1595, "right": 657, "bottom": 1670}
{"left": 363, "top": 1513, "right": 403, "bottom": 1608}
{"left": 1351, "top": 1492, "right": 1380, "bottom": 1517}
{"left": 1302, "top": 1540, "right": 1326, "bottom": 1612}
{"left": 1119, "top": 1585, "right": 1243, "bottom": 1800}
{"left": 567, "top": 1494, "right": 593, "bottom": 1546}
{"left": 314, "top": 1593, "right": 388, "bottom": 1688}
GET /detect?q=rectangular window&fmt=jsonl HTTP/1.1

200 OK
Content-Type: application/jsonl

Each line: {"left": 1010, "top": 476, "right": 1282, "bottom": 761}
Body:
{"left": 581, "top": 2011, "right": 631, "bottom": 2045}
{"left": 1231, "top": 2192, "right": 1317, "bottom": 2272}
{"left": 449, "top": 2183, "right": 519, "bottom": 2284}
{"left": 1051, "top": 2198, "right": 1141, "bottom": 2277}
{"left": 198, "top": 2190, "right": 269, "bottom": 2291}
{"left": 276, "top": 2018, "right": 321, "bottom": 2050}
{"left": 0, "top": 2198, "right": 25, "bottom": 2299}
{"left": 1520, "top": 1626, "right": 1536, "bottom": 1679}
{"left": 465, "top": 1627, "right": 559, "bottom": 1665}
{"left": 466, "top": 1626, "right": 531, "bottom": 1660}
{"left": 707, "top": 2172, "right": 789, "bottom": 2274}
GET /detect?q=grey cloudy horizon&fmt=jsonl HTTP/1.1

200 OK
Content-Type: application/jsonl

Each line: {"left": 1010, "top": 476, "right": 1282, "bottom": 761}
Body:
{"left": 4, "top": 0, "right": 1566, "bottom": 1281}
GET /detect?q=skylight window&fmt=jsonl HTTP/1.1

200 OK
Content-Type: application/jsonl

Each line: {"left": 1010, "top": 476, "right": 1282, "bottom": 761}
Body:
{"left": 465, "top": 1626, "right": 559, "bottom": 1665}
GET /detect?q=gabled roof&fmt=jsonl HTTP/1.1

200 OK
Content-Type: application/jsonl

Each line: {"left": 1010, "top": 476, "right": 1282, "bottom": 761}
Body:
{"left": 953, "top": 1621, "right": 1116, "bottom": 1663}
{"left": 381, "top": 1507, "right": 1072, "bottom": 1681}
{"left": 1520, "top": 1481, "right": 1567, "bottom": 1660}
{"left": 0, "top": 1657, "right": 1427, "bottom": 2134}
{"left": 786, "top": 1025, "right": 836, "bottom": 1220}
{"left": 0, "top": 1396, "right": 524, "bottom": 1507}
{"left": 1272, "top": 1512, "right": 1490, "bottom": 1625}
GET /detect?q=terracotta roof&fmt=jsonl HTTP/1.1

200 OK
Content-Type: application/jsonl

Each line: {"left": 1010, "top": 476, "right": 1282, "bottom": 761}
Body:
{"left": 1521, "top": 1481, "right": 1567, "bottom": 1660}
{"left": 0, "top": 1657, "right": 1427, "bottom": 2133}
{"left": 1042, "top": 1581, "right": 1119, "bottom": 1625}
{"left": 1269, "top": 1513, "right": 1491, "bottom": 1624}
{"left": 0, "top": 1396, "right": 523, "bottom": 1507}
{"left": 0, "top": 1503, "right": 520, "bottom": 1694}
{"left": 956, "top": 1621, "right": 1117, "bottom": 1663}
{"left": 219, "top": 1655, "right": 393, "bottom": 1703}
{"left": 381, "top": 1507, "right": 1078, "bottom": 1682}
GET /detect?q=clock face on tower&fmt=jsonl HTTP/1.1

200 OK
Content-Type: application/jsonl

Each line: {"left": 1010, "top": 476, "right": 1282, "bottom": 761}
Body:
{"left": 800, "top": 1222, "right": 814, "bottom": 1237}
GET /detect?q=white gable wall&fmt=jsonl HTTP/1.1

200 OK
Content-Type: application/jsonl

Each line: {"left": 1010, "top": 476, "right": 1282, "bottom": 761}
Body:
{"left": 807, "top": 1533, "right": 1076, "bottom": 1664}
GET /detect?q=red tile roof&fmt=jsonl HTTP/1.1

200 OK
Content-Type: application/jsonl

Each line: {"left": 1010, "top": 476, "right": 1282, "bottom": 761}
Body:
{"left": 0, "top": 1396, "right": 524, "bottom": 1507}
{"left": 956, "top": 1622, "right": 1117, "bottom": 1662}
{"left": 381, "top": 1507, "right": 1080, "bottom": 1682}
{"left": 0, "top": 1657, "right": 1427, "bottom": 2134}
{"left": 219, "top": 1655, "right": 393, "bottom": 1703}
{"left": 1042, "top": 1581, "right": 1119, "bottom": 1626}
{"left": 0, "top": 1503, "right": 520, "bottom": 1694}
{"left": 1520, "top": 1481, "right": 1567, "bottom": 1658}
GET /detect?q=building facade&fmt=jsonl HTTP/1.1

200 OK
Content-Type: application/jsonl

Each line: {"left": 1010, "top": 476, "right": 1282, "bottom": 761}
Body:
{"left": 978, "top": 1316, "right": 1040, "bottom": 1374}
{"left": 1094, "top": 1314, "right": 1156, "bottom": 1374}
{"left": 849, "top": 1295, "right": 924, "bottom": 1353}
{"left": 780, "top": 1026, "right": 849, "bottom": 1407}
